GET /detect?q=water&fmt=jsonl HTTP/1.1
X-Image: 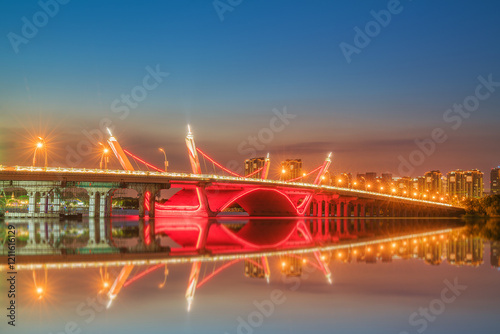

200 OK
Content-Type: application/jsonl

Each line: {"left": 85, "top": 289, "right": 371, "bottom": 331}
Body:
{"left": 0, "top": 217, "right": 499, "bottom": 334}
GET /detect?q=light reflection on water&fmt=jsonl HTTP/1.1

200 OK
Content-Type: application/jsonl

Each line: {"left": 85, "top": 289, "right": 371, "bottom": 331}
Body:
{"left": 0, "top": 217, "right": 499, "bottom": 334}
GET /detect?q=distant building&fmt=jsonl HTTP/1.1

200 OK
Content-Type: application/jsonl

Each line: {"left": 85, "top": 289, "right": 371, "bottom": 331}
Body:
{"left": 491, "top": 167, "right": 500, "bottom": 195}
{"left": 280, "top": 159, "right": 302, "bottom": 181}
{"left": 245, "top": 157, "right": 266, "bottom": 179}
{"left": 464, "top": 169, "right": 484, "bottom": 198}
{"left": 396, "top": 177, "right": 412, "bottom": 196}
{"left": 491, "top": 241, "right": 500, "bottom": 268}
{"left": 381, "top": 173, "right": 393, "bottom": 183}
{"left": 424, "top": 170, "right": 443, "bottom": 196}
{"left": 447, "top": 235, "right": 483, "bottom": 267}
{"left": 447, "top": 170, "right": 466, "bottom": 199}
{"left": 365, "top": 172, "right": 377, "bottom": 184}
{"left": 244, "top": 258, "right": 266, "bottom": 279}
{"left": 280, "top": 255, "right": 302, "bottom": 277}
{"left": 412, "top": 176, "right": 426, "bottom": 196}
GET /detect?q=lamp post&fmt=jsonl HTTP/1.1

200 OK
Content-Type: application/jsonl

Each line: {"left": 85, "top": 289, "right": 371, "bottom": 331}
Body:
{"left": 33, "top": 137, "right": 47, "bottom": 167}
{"left": 159, "top": 148, "right": 168, "bottom": 172}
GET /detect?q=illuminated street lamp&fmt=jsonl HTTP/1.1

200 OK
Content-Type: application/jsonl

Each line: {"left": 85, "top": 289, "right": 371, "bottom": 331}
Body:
{"left": 33, "top": 137, "right": 48, "bottom": 167}
{"left": 158, "top": 148, "right": 169, "bottom": 172}
{"left": 99, "top": 143, "right": 110, "bottom": 169}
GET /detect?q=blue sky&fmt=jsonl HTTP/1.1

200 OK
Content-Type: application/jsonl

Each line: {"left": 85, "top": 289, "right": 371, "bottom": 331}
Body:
{"left": 1, "top": 0, "right": 500, "bottom": 186}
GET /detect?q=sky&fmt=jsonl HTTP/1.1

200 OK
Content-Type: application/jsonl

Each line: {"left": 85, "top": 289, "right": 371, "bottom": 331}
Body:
{"left": 1, "top": 0, "right": 500, "bottom": 188}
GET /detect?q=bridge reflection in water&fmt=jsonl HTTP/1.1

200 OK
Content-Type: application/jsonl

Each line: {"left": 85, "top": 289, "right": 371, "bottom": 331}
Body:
{"left": 0, "top": 217, "right": 484, "bottom": 311}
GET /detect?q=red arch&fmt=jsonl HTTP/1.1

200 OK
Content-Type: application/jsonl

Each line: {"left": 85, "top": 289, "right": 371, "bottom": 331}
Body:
{"left": 218, "top": 188, "right": 300, "bottom": 216}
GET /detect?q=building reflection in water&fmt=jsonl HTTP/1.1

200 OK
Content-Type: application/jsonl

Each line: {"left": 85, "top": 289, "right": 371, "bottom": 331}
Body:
{"left": 0, "top": 217, "right": 495, "bottom": 310}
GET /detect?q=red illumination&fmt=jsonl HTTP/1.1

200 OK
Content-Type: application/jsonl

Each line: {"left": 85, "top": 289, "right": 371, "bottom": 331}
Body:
{"left": 196, "top": 259, "right": 242, "bottom": 289}
{"left": 123, "top": 264, "right": 164, "bottom": 287}
{"left": 196, "top": 148, "right": 243, "bottom": 177}
{"left": 123, "top": 149, "right": 165, "bottom": 172}
{"left": 286, "top": 165, "right": 323, "bottom": 182}
{"left": 244, "top": 167, "right": 264, "bottom": 178}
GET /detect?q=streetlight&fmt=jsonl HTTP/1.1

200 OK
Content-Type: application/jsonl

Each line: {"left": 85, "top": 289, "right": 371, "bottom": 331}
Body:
{"left": 99, "top": 143, "right": 110, "bottom": 169}
{"left": 158, "top": 148, "right": 168, "bottom": 172}
{"left": 33, "top": 137, "right": 48, "bottom": 167}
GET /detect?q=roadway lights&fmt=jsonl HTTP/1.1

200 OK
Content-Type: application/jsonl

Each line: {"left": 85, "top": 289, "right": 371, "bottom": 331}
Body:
{"left": 159, "top": 148, "right": 168, "bottom": 172}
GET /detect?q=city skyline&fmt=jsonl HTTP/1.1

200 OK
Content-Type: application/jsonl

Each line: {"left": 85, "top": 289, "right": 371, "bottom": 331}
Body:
{"left": 1, "top": 0, "right": 500, "bottom": 187}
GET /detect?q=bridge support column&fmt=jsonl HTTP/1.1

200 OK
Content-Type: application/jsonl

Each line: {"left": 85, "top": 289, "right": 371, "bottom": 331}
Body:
{"left": 28, "top": 191, "right": 37, "bottom": 214}
{"left": 40, "top": 222, "right": 48, "bottom": 245}
{"left": 361, "top": 205, "right": 366, "bottom": 217}
{"left": 40, "top": 193, "right": 48, "bottom": 214}
{"left": 149, "top": 192, "right": 156, "bottom": 218}
{"left": 343, "top": 202, "right": 350, "bottom": 217}
{"left": 52, "top": 222, "right": 61, "bottom": 247}
{"left": 336, "top": 203, "right": 342, "bottom": 217}
{"left": 99, "top": 219, "right": 109, "bottom": 245}
{"left": 99, "top": 193, "right": 111, "bottom": 218}
{"left": 88, "top": 219, "right": 97, "bottom": 246}
{"left": 27, "top": 221, "right": 36, "bottom": 245}
{"left": 89, "top": 192, "right": 98, "bottom": 218}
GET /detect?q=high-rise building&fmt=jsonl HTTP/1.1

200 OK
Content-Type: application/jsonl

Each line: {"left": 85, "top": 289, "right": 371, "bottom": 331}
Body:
{"left": 365, "top": 172, "right": 377, "bottom": 184}
{"left": 244, "top": 258, "right": 266, "bottom": 278}
{"left": 280, "top": 159, "right": 302, "bottom": 181}
{"left": 447, "top": 170, "right": 466, "bottom": 199}
{"left": 491, "top": 241, "right": 500, "bottom": 268}
{"left": 280, "top": 255, "right": 302, "bottom": 277}
{"left": 447, "top": 235, "right": 483, "bottom": 267}
{"left": 245, "top": 157, "right": 266, "bottom": 179}
{"left": 395, "top": 177, "right": 412, "bottom": 196}
{"left": 491, "top": 167, "right": 500, "bottom": 195}
{"left": 424, "top": 170, "right": 443, "bottom": 196}
{"left": 464, "top": 169, "right": 483, "bottom": 198}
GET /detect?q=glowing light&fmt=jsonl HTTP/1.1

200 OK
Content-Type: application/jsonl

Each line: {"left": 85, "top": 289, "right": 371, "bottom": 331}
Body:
{"left": 337, "top": 253, "right": 342, "bottom": 258}
{"left": 36, "top": 287, "right": 43, "bottom": 294}
{"left": 36, "top": 142, "right": 43, "bottom": 148}
{"left": 196, "top": 148, "right": 243, "bottom": 177}
{"left": 282, "top": 169, "right": 286, "bottom": 174}
{"left": 281, "top": 261, "right": 286, "bottom": 267}
{"left": 380, "top": 245, "right": 384, "bottom": 250}
{"left": 321, "top": 255, "right": 326, "bottom": 261}
{"left": 123, "top": 149, "right": 164, "bottom": 172}
{"left": 392, "top": 243, "right": 396, "bottom": 248}
{"left": 106, "top": 127, "right": 113, "bottom": 136}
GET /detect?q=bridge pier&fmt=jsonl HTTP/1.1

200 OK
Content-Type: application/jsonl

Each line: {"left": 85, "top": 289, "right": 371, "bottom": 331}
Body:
{"left": 88, "top": 188, "right": 113, "bottom": 218}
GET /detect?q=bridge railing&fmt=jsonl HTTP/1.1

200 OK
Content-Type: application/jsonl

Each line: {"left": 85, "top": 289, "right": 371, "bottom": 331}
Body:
{"left": 2, "top": 166, "right": 460, "bottom": 208}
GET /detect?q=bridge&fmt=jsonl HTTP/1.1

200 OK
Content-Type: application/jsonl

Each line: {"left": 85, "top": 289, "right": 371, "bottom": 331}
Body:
{"left": 0, "top": 126, "right": 465, "bottom": 218}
